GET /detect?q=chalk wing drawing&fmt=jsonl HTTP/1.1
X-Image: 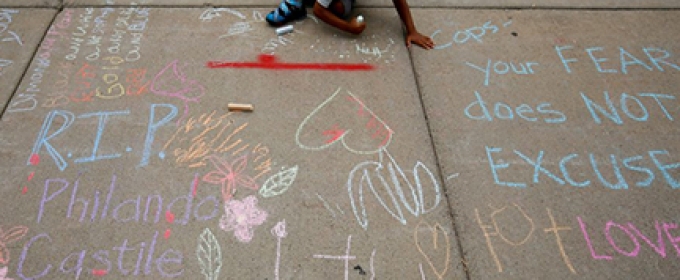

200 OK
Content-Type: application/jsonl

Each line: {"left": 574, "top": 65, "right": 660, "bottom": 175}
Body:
{"left": 259, "top": 166, "right": 299, "bottom": 198}
{"left": 348, "top": 148, "right": 441, "bottom": 230}
{"left": 296, "top": 88, "right": 393, "bottom": 155}
{"left": 197, "top": 228, "right": 223, "bottom": 280}
{"left": 0, "top": 225, "right": 28, "bottom": 265}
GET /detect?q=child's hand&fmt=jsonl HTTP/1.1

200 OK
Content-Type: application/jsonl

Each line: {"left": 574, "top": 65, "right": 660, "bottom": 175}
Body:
{"left": 348, "top": 17, "right": 367, "bottom": 35}
{"left": 406, "top": 32, "right": 435, "bottom": 49}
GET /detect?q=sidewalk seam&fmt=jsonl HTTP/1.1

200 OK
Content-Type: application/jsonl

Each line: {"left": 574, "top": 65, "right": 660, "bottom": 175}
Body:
{"left": 406, "top": 38, "right": 471, "bottom": 280}
{"left": 0, "top": 9, "right": 60, "bottom": 120}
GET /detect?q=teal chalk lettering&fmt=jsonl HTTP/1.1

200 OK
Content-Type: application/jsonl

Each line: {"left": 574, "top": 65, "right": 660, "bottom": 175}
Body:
{"left": 139, "top": 104, "right": 177, "bottom": 167}
{"left": 639, "top": 93, "right": 675, "bottom": 121}
{"left": 581, "top": 91, "right": 622, "bottom": 124}
{"left": 620, "top": 93, "right": 649, "bottom": 121}
{"left": 622, "top": 155, "right": 654, "bottom": 187}
{"left": 486, "top": 146, "right": 526, "bottom": 188}
{"left": 643, "top": 48, "right": 680, "bottom": 72}
{"left": 589, "top": 154, "right": 628, "bottom": 190}
{"left": 649, "top": 150, "right": 680, "bottom": 189}
{"left": 555, "top": 45, "right": 577, "bottom": 73}
{"left": 559, "top": 154, "right": 590, "bottom": 187}
{"left": 465, "top": 91, "right": 492, "bottom": 121}
{"left": 619, "top": 47, "right": 652, "bottom": 74}
{"left": 30, "top": 110, "right": 75, "bottom": 171}
{"left": 74, "top": 110, "right": 130, "bottom": 163}
{"left": 515, "top": 150, "right": 565, "bottom": 185}
{"left": 586, "top": 47, "right": 617, "bottom": 73}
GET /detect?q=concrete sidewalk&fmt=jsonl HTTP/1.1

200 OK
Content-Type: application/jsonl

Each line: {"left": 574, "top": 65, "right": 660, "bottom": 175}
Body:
{"left": 0, "top": 1, "right": 678, "bottom": 280}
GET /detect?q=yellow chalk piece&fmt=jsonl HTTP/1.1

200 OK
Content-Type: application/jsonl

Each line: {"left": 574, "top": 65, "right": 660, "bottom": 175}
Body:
{"left": 228, "top": 103, "right": 254, "bottom": 112}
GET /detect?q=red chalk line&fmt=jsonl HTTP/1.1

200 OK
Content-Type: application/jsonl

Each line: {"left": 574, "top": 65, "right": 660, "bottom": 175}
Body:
{"left": 207, "top": 54, "right": 375, "bottom": 71}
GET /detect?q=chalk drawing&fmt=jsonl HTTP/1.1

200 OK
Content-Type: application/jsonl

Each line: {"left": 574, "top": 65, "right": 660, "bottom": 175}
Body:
{"left": 419, "top": 263, "right": 426, "bottom": 280}
{"left": 271, "top": 220, "right": 288, "bottom": 280}
{"left": 0, "top": 266, "right": 12, "bottom": 280}
{"left": 296, "top": 88, "right": 394, "bottom": 155}
{"left": 150, "top": 60, "right": 206, "bottom": 125}
{"left": 414, "top": 221, "right": 451, "bottom": 280}
{"left": 0, "top": 225, "right": 28, "bottom": 264}
{"left": 316, "top": 194, "right": 337, "bottom": 218}
{"left": 475, "top": 203, "right": 535, "bottom": 272}
{"left": 203, "top": 155, "right": 259, "bottom": 203}
{"left": 200, "top": 8, "right": 246, "bottom": 22}
{"left": 197, "top": 228, "right": 223, "bottom": 280}
{"left": 431, "top": 20, "right": 509, "bottom": 50}
{"left": 348, "top": 148, "right": 441, "bottom": 229}
{"left": 219, "top": 195, "right": 268, "bottom": 243}
{"left": 369, "top": 249, "right": 376, "bottom": 279}
{"left": 313, "top": 235, "right": 357, "bottom": 280}
{"left": 259, "top": 166, "right": 298, "bottom": 198}
{"left": 544, "top": 208, "right": 576, "bottom": 274}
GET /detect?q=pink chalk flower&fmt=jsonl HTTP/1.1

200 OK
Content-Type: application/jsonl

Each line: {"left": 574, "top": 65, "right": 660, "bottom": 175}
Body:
{"left": 0, "top": 266, "right": 13, "bottom": 280}
{"left": 219, "top": 195, "right": 268, "bottom": 242}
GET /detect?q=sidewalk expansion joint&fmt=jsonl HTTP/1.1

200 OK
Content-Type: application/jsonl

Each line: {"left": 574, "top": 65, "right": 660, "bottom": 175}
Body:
{"left": 406, "top": 39, "right": 472, "bottom": 280}
{"left": 0, "top": 10, "right": 59, "bottom": 120}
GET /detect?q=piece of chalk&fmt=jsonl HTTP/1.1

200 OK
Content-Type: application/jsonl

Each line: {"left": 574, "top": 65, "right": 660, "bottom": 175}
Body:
{"left": 356, "top": 15, "right": 364, "bottom": 23}
{"left": 276, "top": 25, "right": 294, "bottom": 36}
{"left": 228, "top": 103, "right": 254, "bottom": 112}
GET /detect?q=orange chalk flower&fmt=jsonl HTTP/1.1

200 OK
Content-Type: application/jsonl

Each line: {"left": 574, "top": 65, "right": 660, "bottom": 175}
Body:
{"left": 0, "top": 225, "right": 28, "bottom": 265}
{"left": 203, "top": 155, "right": 259, "bottom": 202}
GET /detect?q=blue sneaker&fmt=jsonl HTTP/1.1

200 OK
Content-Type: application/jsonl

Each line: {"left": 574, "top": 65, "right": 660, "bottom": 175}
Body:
{"left": 266, "top": 0, "right": 306, "bottom": 27}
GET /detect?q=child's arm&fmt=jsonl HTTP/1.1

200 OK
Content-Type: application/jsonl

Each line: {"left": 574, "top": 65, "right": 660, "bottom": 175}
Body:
{"left": 313, "top": 2, "right": 366, "bottom": 34}
{"left": 392, "top": 0, "right": 435, "bottom": 49}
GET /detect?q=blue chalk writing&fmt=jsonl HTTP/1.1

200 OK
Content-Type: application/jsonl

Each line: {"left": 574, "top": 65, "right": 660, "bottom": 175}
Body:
{"left": 619, "top": 47, "right": 653, "bottom": 74}
{"left": 514, "top": 150, "right": 566, "bottom": 185}
{"left": 465, "top": 59, "right": 538, "bottom": 87}
{"left": 581, "top": 91, "right": 676, "bottom": 124}
{"left": 486, "top": 147, "right": 680, "bottom": 190}
{"left": 581, "top": 91, "right": 622, "bottom": 124}
{"left": 555, "top": 45, "right": 577, "bottom": 73}
{"left": 485, "top": 146, "right": 526, "bottom": 188}
{"left": 139, "top": 104, "right": 177, "bottom": 167}
{"left": 649, "top": 150, "right": 680, "bottom": 189}
{"left": 622, "top": 155, "right": 654, "bottom": 187}
{"left": 465, "top": 91, "right": 566, "bottom": 124}
{"left": 586, "top": 47, "right": 618, "bottom": 73}
{"left": 639, "top": 93, "right": 675, "bottom": 121}
{"left": 589, "top": 154, "right": 628, "bottom": 190}
{"left": 74, "top": 110, "right": 130, "bottom": 163}
{"left": 643, "top": 48, "right": 680, "bottom": 72}
{"left": 559, "top": 154, "right": 590, "bottom": 187}
{"left": 432, "top": 20, "right": 506, "bottom": 50}
{"left": 29, "top": 110, "right": 75, "bottom": 171}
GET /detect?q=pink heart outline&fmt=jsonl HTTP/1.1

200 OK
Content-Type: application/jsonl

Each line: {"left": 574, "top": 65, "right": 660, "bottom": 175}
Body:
{"left": 295, "top": 88, "right": 394, "bottom": 155}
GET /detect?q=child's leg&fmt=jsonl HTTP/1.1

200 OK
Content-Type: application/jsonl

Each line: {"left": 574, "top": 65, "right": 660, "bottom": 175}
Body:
{"left": 266, "top": 0, "right": 307, "bottom": 26}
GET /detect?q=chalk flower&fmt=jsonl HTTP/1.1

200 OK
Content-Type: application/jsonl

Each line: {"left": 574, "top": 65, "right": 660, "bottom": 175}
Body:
{"left": 203, "top": 155, "right": 259, "bottom": 202}
{"left": 271, "top": 220, "right": 287, "bottom": 238}
{"left": 219, "top": 195, "right": 268, "bottom": 242}
{"left": 0, "top": 225, "right": 28, "bottom": 265}
{"left": 0, "top": 266, "right": 13, "bottom": 280}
